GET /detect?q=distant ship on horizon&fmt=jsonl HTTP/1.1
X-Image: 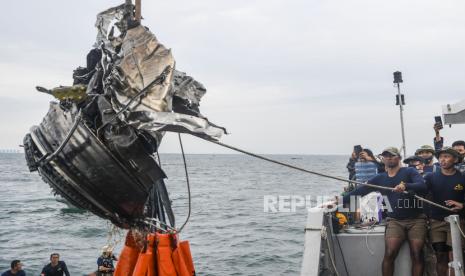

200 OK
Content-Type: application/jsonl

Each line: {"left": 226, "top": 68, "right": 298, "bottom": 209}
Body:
{"left": 0, "top": 148, "right": 23, "bottom": 153}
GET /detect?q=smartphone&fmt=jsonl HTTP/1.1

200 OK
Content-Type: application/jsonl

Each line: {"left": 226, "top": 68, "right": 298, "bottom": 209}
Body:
{"left": 354, "top": 145, "right": 363, "bottom": 156}
{"left": 434, "top": 116, "right": 443, "bottom": 130}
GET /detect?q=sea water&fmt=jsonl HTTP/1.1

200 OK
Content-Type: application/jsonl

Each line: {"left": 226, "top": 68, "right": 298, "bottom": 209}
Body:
{"left": 0, "top": 153, "right": 348, "bottom": 275}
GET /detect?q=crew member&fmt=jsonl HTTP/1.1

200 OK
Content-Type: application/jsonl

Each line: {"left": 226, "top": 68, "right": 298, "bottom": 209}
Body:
{"left": 342, "top": 147, "right": 427, "bottom": 276}
{"left": 41, "top": 253, "right": 70, "bottom": 276}
{"left": 415, "top": 145, "right": 438, "bottom": 173}
{"left": 433, "top": 123, "right": 465, "bottom": 173}
{"left": 403, "top": 156, "right": 426, "bottom": 176}
{"left": 425, "top": 147, "right": 465, "bottom": 276}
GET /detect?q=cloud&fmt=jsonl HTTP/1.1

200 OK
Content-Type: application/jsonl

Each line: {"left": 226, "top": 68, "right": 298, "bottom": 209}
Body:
{"left": 1, "top": 0, "right": 465, "bottom": 154}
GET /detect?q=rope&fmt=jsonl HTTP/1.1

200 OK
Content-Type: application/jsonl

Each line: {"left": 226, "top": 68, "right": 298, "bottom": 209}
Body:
{"left": 178, "top": 134, "right": 192, "bottom": 233}
{"left": 202, "top": 138, "right": 454, "bottom": 213}
{"left": 364, "top": 222, "right": 376, "bottom": 256}
{"left": 144, "top": 217, "right": 177, "bottom": 232}
{"left": 453, "top": 216, "right": 465, "bottom": 240}
{"left": 105, "top": 222, "right": 124, "bottom": 250}
{"left": 333, "top": 222, "right": 350, "bottom": 275}
{"left": 322, "top": 224, "right": 340, "bottom": 276}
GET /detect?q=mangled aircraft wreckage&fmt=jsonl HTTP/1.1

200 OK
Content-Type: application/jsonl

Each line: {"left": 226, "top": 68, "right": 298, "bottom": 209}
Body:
{"left": 23, "top": 2, "right": 226, "bottom": 230}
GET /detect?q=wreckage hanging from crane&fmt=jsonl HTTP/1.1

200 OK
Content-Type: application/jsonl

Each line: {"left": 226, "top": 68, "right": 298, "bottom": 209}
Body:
{"left": 23, "top": 1, "right": 226, "bottom": 229}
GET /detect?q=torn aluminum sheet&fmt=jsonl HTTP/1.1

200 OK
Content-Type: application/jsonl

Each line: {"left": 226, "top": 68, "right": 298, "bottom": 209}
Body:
{"left": 95, "top": 4, "right": 226, "bottom": 141}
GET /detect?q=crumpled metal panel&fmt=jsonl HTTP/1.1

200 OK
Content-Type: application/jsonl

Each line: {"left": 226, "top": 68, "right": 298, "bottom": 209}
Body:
{"left": 125, "top": 110, "right": 225, "bottom": 140}
{"left": 172, "top": 70, "right": 206, "bottom": 107}
{"left": 112, "top": 25, "right": 175, "bottom": 113}
{"left": 95, "top": 5, "right": 226, "bottom": 141}
{"left": 94, "top": 4, "right": 128, "bottom": 53}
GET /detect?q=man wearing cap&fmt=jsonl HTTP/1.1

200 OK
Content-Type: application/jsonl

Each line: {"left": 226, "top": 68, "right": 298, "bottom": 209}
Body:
{"left": 342, "top": 147, "right": 427, "bottom": 276}
{"left": 415, "top": 145, "right": 438, "bottom": 174}
{"left": 403, "top": 156, "right": 427, "bottom": 176}
{"left": 425, "top": 147, "right": 465, "bottom": 276}
{"left": 433, "top": 124, "right": 465, "bottom": 173}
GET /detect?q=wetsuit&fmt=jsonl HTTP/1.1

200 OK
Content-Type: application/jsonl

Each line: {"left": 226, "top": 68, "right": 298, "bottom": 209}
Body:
{"left": 41, "top": 261, "right": 70, "bottom": 276}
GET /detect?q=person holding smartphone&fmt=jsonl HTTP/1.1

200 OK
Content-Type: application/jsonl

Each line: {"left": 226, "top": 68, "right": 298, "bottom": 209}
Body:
{"left": 346, "top": 146, "right": 361, "bottom": 181}
{"left": 355, "top": 148, "right": 383, "bottom": 183}
{"left": 433, "top": 117, "right": 465, "bottom": 173}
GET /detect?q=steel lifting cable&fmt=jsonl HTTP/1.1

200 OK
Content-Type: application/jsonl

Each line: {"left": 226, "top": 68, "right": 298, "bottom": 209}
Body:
{"left": 178, "top": 134, "right": 192, "bottom": 233}
{"left": 202, "top": 138, "right": 454, "bottom": 213}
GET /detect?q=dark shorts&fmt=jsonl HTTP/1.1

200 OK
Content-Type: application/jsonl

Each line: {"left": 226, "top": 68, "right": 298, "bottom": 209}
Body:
{"left": 385, "top": 215, "right": 427, "bottom": 241}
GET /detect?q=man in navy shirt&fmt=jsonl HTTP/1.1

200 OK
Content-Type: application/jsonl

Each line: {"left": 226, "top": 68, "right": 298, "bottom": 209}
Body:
{"left": 425, "top": 147, "right": 465, "bottom": 276}
{"left": 40, "top": 253, "right": 70, "bottom": 276}
{"left": 415, "top": 145, "right": 438, "bottom": 174}
{"left": 433, "top": 123, "right": 465, "bottom": 173}
{"left": 1, "top": 260, "right": 25, "bottom": 276}
{"left": 343, "top": 147, "right": 427, "bottom": 276}
{"left": 403, "top": 156, "right": 426, "bottom": 176}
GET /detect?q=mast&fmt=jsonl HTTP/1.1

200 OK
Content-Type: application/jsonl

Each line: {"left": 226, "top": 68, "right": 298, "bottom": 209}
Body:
{"left": 393, "top": 71, "right": 407, "bottom": 158}
{"left": 135, "top": 0, "right": 142, "bottom": 23}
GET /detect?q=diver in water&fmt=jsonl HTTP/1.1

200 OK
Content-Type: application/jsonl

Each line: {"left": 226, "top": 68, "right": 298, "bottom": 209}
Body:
{"left": 1, "top": 260, "right": 25, "bottom": 276}
{"left": 40, "top": 253, "right": 70, "bottom": 276}
{"left": 96, "top": 246, "right": 118, "bottom": 276}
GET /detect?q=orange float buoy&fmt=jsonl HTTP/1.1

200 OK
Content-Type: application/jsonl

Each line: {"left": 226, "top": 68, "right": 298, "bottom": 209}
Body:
{"left": 156, "top": 233, "right": 177, "bottom": 276}
{"left": 132, "top": 234, "right": 156, "bottom": 276}
{"left": 114, "top": 231, "right": 141, "bottom": 276}
{"left": 179, "top": 241, "right": 195, "bottom": 275}
{"left": 116, "top": 231, "right": 196, "bottom": 276}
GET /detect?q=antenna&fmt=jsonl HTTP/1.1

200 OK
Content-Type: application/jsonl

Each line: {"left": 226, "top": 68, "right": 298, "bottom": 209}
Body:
{"left": 393, "top": 71, "right": 407, "bottom": 158}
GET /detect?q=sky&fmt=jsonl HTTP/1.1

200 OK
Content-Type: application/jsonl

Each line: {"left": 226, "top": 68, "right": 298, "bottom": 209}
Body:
{"left": 1, "top": 0, "right": 464, "bottom": 155}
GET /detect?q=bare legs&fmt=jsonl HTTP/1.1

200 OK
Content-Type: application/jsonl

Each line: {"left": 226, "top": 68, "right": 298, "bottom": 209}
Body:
{"left": 408, "top": 239, "right": 425, "bottom": 276}
{"left": 382, "top": 238, "right": 424, "bottom": 276}
{"left": 433, "top": 251, "right": 448, "bottom": 276}
{"left": 383, "top": 238, "right": 403, "bottom": 276}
